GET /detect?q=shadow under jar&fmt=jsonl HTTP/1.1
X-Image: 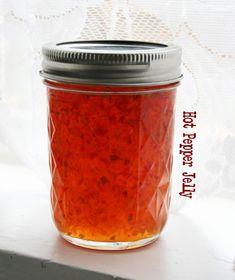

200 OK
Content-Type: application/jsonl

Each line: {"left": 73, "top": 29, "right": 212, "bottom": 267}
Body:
{"left": 40, "top": 40, "right": 182, "bottom": 250}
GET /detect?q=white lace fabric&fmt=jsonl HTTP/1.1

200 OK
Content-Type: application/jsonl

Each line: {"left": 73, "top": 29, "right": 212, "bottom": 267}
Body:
{"left": 0, "top": 0, "right": 234, "bottom": 210}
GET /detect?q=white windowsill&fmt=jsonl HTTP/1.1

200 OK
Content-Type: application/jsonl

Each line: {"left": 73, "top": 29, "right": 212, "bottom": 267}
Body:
{"left": 0, "top": 143, "right": 234, "bottom": 280}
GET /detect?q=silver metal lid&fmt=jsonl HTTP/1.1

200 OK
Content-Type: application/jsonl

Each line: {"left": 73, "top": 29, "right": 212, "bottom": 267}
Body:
{"left": 40, "top": 40, "right": 182, "bottom": 85}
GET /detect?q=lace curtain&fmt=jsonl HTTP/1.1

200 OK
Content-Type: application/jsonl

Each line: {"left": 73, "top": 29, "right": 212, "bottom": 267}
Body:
{"left": 0, "top": 0, "right": 234, "bottom": 210}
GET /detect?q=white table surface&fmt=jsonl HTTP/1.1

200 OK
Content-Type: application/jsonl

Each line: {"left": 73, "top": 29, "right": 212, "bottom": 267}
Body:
{"left": 0, "top": 144, "right": 234, "bottom": 280}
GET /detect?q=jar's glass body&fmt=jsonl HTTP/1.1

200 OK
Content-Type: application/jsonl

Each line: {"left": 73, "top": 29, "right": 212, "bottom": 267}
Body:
{"left": 46, "top": 80, "right": 178, "bottom": 250}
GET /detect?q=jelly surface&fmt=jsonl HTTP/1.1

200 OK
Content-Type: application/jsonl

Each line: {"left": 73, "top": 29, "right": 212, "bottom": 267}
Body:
{"left": 47, "top": 81, "right": 177, "bottom": 242}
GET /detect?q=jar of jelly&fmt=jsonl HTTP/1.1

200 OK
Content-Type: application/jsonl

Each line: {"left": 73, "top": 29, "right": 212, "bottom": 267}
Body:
{"left": 40, "top": 40, "right": 182, "bottom": 250}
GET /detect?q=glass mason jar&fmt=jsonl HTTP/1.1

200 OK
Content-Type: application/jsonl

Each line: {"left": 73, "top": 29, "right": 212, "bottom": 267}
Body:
{"left": 40, "top": 41, "right": 182, "bottom": 250}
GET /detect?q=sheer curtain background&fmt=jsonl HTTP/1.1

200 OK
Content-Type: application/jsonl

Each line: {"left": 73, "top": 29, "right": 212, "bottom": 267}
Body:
{"left": 0, "top": 0, "right": 235, "bottom": 211}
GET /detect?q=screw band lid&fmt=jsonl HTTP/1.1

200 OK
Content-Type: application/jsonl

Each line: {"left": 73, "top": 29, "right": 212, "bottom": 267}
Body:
{"left": 41, "top": 40, "right": 182, "bottom": 85}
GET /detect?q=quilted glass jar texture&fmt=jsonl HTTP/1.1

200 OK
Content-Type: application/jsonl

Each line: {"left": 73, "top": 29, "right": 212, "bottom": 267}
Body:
{"left": 41, "top": 41, "right": 182, "bottom": 250}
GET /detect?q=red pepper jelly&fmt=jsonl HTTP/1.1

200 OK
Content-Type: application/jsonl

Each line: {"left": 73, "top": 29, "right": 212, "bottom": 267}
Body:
{"left": 41, "top": 40, "right": 182, "bottom": 250}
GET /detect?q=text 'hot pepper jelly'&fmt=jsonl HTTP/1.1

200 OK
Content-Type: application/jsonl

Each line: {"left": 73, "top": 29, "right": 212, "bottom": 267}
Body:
{"left": 40, "top": 40, "right": 182, "bottom": 250}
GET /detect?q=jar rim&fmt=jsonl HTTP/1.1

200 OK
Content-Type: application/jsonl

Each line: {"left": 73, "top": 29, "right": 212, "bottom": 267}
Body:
{"left": 43, "top": 78, "right": 180, "bottom": 95}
